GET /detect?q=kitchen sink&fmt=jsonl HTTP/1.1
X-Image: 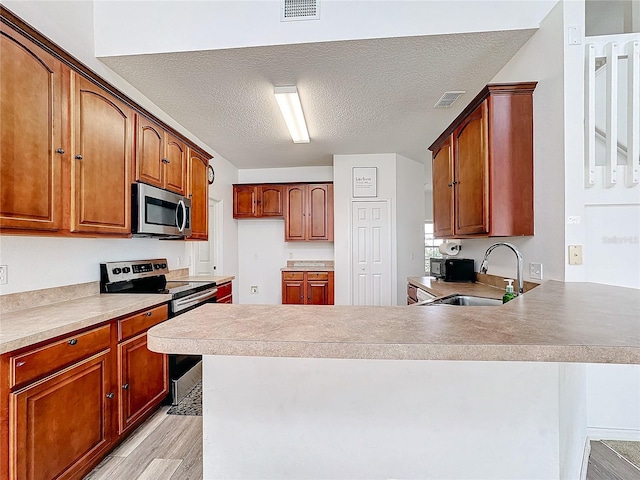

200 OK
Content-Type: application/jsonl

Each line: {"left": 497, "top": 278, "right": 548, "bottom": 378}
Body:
{"left": 422, "top": 294, "right": 503, "bottom": 307}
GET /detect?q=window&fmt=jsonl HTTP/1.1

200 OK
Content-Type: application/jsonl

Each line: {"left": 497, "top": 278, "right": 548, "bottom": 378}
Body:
{"left": 425, "top": 222, "right": 443, "bottom": 274}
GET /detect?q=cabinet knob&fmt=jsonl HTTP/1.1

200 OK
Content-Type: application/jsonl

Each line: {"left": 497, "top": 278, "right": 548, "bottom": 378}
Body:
{"left": 122, "top": 384, "right": 129, "bottom": 390}
{"left": 106, "top": 393, "right": 115, "bottom": 399}
{"left": 162, "top": 158, "right": 170, "bottom": 164}
{"left": 56, "top": 148, "right": 65, "bottom": 154}
{"left": 146, "top": 312, "right": 152, "bottom": 317}
{"left": 68, "top": 338, "right": 78, "bottom": 346}
{"left": 75, "top": 154, "right": 83, "bottom": 160}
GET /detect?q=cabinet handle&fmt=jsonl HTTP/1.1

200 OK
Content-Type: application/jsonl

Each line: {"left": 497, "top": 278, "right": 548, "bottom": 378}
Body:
{"left": 68, "top": 338, "right": 78, "bottom": 346}
{"left": 16, "top": 361, "right": 26, "bottom": 367}
{"left": 56, "top": 148, "right": 65, "bottom": 154}
{"left": 75, "top": 154, "right": 83, "bottom": 160}
{"left": 162, "top": 158, "right": 170, "bottom": 164}
{"left": 106, "top": 393, "right": 115, "bottom": 399}
{"left": 122, "top": 384, "right": 129, "bottom": 390}
{"left": 146, "top": 312, "right": 152, "bottom": 317}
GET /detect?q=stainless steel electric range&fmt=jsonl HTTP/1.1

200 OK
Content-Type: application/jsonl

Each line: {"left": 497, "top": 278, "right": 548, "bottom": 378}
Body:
{"left": 100, "top": 258, "right": 216, "bottom": 404}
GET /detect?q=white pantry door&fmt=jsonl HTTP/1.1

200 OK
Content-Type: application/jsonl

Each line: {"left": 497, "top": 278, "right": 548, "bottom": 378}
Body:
{"left": 351, "top": 201, "right": 391, "bottom": 306}
{"left": 192, "top": 198, "right": 222, "bottom": 275}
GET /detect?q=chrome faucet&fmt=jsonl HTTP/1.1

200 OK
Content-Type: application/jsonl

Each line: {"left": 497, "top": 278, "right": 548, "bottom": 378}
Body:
{"left": 479, "top": 242, "right": 524, "bottom": 295}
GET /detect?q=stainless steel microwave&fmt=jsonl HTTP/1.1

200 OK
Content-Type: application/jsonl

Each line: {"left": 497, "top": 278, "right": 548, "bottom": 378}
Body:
{"left": 132, "top": 183, "right": 192, "bottom": 238}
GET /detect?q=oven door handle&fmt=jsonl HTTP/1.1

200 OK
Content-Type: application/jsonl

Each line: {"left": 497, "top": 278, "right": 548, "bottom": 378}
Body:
{"left": 172, "top": 288, "right": 218, "bottom": 313}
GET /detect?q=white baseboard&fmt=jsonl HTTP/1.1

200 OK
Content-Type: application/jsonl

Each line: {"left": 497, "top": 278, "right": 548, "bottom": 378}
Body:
{"left": 586, "top": 427, "right": 640, "bottom": 441}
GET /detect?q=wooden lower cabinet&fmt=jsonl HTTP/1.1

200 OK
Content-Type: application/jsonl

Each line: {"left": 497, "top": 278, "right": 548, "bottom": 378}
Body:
{"left": 118, "top": 333, "right": 168, "bottom": 435}
{"left": 9, "top": 350, "right": 113, "bottom": 480}
{"left": 3, "top": 304, "right": 169, "bottom": 480}
{"left": 217, "top": 281, "right": 233, "bottom": 304}
{"left": 282, "top": 271, "right": 334, "bottom": 305}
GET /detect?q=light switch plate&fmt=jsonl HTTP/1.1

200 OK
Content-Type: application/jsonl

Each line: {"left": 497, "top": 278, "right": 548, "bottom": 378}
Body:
{"left": 568, "top": 245, "right": 583, "bottom": 265}
{"left": 0, "top": 265, "right": 7, "bottom": 285}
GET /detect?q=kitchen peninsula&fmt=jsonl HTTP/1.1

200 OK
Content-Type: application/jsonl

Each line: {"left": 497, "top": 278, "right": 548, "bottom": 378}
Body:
{"left": 148, "top": 281, "right": 640, "bottom": 479}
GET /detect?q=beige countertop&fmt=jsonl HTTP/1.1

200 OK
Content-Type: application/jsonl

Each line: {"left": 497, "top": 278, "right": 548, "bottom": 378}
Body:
{"left": 147, "top": 281, "right": 640, "bottom": 364}
{"left": 174, "top": 275, "right": 235, "bottom": 284}
{"left": 0, "top": 294, "right": 171, "bottom": 354}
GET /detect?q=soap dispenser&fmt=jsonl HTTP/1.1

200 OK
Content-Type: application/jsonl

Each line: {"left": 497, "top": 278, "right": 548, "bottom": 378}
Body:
{"left": 503, "top": 279, "right": 517, "bottom": 304}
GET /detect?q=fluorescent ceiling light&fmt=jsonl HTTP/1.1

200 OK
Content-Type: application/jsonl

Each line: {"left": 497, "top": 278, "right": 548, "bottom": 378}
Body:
{"left": 274, "top": 86, "right": 310, "bottom": 143}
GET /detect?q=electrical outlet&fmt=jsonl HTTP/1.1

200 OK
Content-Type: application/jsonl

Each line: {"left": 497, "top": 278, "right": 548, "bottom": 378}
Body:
{"left": 529, "top": 262, "right": 543, "bottom": 280}
{"left": 568, "top": 245, "right": 583, "bottom": 265}
{"left": 250, "top": 285, "right": 258, "bottom": 294}
{"left": 0, "top": 265, "right": 7, "bottom": 285}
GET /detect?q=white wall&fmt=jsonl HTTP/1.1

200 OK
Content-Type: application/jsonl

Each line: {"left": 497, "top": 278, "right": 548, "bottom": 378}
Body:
{"left": 587, "top": 364, "right": 640, "bottom": 438}
{"left": 236, "top": 167, "right": 334, "bottom": 305}
{"left": 558, "top": 363, "right": 588, "bottom": 480}
{"left": 425, "top": 190, "right": 434, "bottom": 222}
{"left": 0, "top": 1, "right": 238, "bottom": 295}
{"left": 209, "top": 155, "right": 240, "bottom": 282}
{"left": 93, "top": 0, "right": 557, "bottom": 57}
{"left": 395, "top": 155, "right": 427, "bottom": 302}
{"left": 334, "top": 154, "right": 398, "bottom": 305}
{"left": 453, "top": 1, "right": 567, "bottom": 283}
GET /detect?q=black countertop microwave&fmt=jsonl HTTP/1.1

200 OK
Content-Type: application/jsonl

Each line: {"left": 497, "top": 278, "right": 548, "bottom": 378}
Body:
{"left": 430, "top": 258, "right": 476, "bottom": 282}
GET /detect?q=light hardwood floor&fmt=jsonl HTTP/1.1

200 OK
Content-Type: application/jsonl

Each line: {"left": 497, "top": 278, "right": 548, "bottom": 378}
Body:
{"left": 84, "top": 407, "right": 202, "bottom": 480}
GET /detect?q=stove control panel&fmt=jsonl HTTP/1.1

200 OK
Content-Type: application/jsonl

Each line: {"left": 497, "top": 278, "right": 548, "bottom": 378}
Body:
{"left": 100, "top": 258, "right": 170, "bottom": 284}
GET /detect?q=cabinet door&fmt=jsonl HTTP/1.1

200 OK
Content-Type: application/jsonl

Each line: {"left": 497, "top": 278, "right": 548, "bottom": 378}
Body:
{"left": 118, "top": 333, "right": 168, "bottom": 435}
{"left": 233, "top": 185, "right": 258, "bottom": 218}
{"left": 284, "top": 185, "right": 306, "bottom": 240}
{"left": 432, "top": 137, "right": 454, "bottom": 238}
{"left": 259, "top": 185, "right": 284, "bottom": 217}
{"left": 282, "top": 272, "right": 305, "bottom": 304}
{"left": 9, "top": 351, "right": 113, "bottom": 480}
{"left": 163, "top": 133, "right": 186, "bottom": 195}
{"left": 188, "top": 150, "right": 209, "bottom": 240}
{"left": 71, "top": 75, "right": 132, "bottom": 235}
{"left": 454, "top": 101, "right": 489, "bottom": 236}
{"left": 307, "top": 184, "right": 333, "bottom": 241}
{"left": 135, "top": 115, "right": 164, "bottom": 189}
{"left": 0, "top": 26, "right": 65, "bottom": 232}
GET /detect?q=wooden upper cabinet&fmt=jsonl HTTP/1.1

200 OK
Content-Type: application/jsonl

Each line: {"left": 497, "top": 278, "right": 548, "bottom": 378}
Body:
{"left": 284, "top": 185, "right": 306, "bottom": 240}
{"left": 135, "top": 117, "right": 187, "bottom": 195}
{"left": 285, "top": 184, "right": 333, "bottom": 241}
{"left": 259, "top": 185, "right": 284, "bottom": 217}
{"left": 71, "top": 75, "right": 133, "bottom": 235}
{"left": 233, "top": 185, "right": 258, "bottom": 218}
{"left": 232, "top": 184, "right": 284, "bottom": 219}
{"left": 0, "top": 25, "right": 66, "bottom": 232}
{"left": 135, "top": 116, "right": 164, "bottom": 188}
{"left": 428, "top": 82, "right": 536, "bottom": 238}
{"left": 163, "top": 133, "right": 186, "bottom": 195}
{"left": 187, "top": 149, "right": 209, "bottom": 240}
{"left": 454, "top": 101, "right": 488, "bottom": 236}
{"left": 432, "top": 137, "right": 454, "bottom": 238}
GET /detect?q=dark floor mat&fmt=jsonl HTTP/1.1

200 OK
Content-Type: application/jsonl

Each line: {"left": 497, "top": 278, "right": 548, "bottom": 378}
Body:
{"left": 167, "top": 382, "right": 202, "bottom": 416}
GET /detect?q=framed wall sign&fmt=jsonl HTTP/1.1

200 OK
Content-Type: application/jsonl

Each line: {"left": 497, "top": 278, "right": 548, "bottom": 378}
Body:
{"left": 352, "top": 167, "right": 377, "bottom": 197}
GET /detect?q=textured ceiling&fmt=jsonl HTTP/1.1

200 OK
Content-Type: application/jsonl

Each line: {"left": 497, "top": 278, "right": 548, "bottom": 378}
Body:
{"left": 100, "top": 29, "right": 535, "bottom": 183}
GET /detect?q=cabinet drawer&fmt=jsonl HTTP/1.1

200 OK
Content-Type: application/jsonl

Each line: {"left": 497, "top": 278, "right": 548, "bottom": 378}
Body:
{"left": 218, "top": 295, "right": 233, "bottom": 304}
{"left": 216, "top": 281, "right": 232, "bottom": 300}
{"left": 307, "top": 272, "right": 329, "bottom": 281}
{"left": 118, "top": 304, "right": 168, "bottom": 341}
{"left": 10, "top": 324, "right": 111, "bottom": 388}
{"left": 283, "top": 272, "right": 304, "bottom": 281}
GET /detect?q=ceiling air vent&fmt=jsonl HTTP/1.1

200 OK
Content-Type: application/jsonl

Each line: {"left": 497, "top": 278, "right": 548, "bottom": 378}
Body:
{"left": 434, "top": 91, "right": 465, "bottom": 108}
{"left": 281, "top": 0, "right": 320, "bottom": 22}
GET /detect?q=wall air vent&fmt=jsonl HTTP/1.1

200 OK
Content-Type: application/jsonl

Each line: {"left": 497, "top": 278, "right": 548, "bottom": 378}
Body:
{"left": 281, "top": 0, "right": 320, "bottom": 22}
{"left": 434, "top": 91, "right": 466, "bottom": 108}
